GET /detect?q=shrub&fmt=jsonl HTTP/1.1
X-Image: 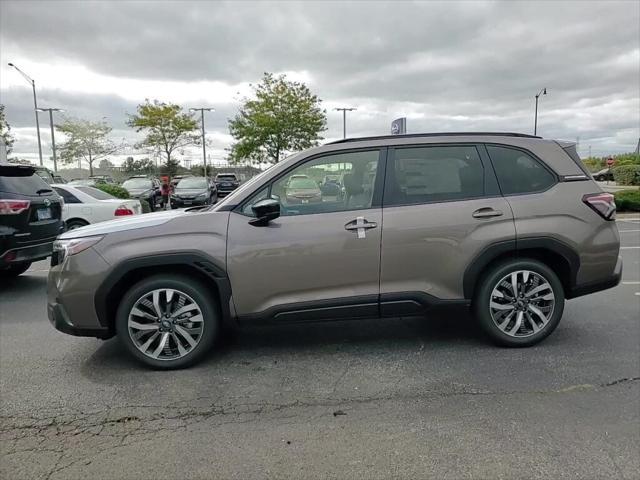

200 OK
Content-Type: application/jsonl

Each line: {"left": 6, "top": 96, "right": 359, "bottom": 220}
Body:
{"left": 139, "top": 198, "right": 151, "bottom": 213}
{"left": 96, "top": 183, "right": 130, "bottom": 199}
{"left": 614, "top": 189, "right": 640, "bottom": 212}
{"left": 612, "top": 165, "right": 640, "bottom": 186}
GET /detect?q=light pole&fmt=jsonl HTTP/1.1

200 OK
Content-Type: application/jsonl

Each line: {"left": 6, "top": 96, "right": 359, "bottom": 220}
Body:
{"left": 8, "top": 62, "right": 44, "bottom": 165}
{"left": 334, "top": 107, "right": 356, "bottom": 139}
{"left": 36, "top": 108, "right": 64, "bottom": 172}
{"left": 534, "top": 87, "right": 547, "bottom": 136}
{"left": 189, "top": 108, "right": 214, "bottom": 178}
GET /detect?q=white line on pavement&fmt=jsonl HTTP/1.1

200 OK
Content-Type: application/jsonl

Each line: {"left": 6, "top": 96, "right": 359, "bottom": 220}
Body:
{"left": 635, "top": 293, "right": 640, "bottom": 297}
{"left": 620, "top": 246, "right": 640, "bottom": 250}
{"left": 622, "top": 281, "right": 640, "bottom": 285}
{"left": 619, "top": 230, "right": 640, "bottom": 233}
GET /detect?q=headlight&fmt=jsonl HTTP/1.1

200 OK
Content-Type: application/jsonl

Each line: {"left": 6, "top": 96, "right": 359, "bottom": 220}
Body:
{"left": 52, "top": 236, "right": 103, "bottom": 266}
{"left": 196, "top": 192, "right": 207, "bottom": 198}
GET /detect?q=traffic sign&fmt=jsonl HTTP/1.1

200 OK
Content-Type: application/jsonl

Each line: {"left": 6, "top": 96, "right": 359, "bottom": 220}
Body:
{"left": 606, "top": 157, "right": 615, "bottom": 167}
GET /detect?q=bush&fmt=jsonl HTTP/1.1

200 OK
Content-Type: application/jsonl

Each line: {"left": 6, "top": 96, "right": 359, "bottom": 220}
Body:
{"left": 139, "top": 198, "right": 152, "bottom": 213}
{"left": 614, "top": 189, "right": 640, "bottom": 212}
{"left": 95, "top": 183, "right": 131, "bottom": 199}
{"left": 612, "top": 165, "right": 640, "bottom": 186}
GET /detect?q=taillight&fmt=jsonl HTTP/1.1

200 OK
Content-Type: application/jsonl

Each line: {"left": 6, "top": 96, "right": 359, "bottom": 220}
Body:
{"left": 0, "top": 199, "right": 30, "bottom": 215}
{"left": 583, "top": 193, "right": 616, "bottom": 220}
{"left": 114, "top": 206, "right": 134, "bottom": 216}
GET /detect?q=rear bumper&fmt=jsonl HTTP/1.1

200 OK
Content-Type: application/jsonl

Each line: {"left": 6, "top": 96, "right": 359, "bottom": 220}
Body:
{"left": 0, "top": 240, "right": 55, "bottom": 267}
{"left": 567, "top": 255, "right": 623, "bottom": 299}
{"left": 48, "top": 302, "right": 112, "bottom": 338}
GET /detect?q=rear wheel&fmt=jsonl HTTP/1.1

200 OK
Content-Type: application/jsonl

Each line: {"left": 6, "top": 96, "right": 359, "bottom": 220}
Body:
{"left": 0, "top": 261, "right": 32, "bottom": 278}
{"left": 115, "top": 274, "right": 219, "bottom": 369}
{"left": 473, "top": 259, "right": 564, "bottom": 347}
{"left": 66, "top": 219, "right": 89, "bottom": 230}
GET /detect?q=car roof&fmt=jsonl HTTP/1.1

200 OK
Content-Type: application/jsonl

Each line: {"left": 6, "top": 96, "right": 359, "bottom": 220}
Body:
{"left": 327, "top": 132, "right": 540, "bottom": 145}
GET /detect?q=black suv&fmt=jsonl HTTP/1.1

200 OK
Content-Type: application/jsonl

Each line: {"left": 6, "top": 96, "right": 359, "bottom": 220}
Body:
{"left": 1, "top": 165, "right": 64, "bottom": 277}
{"left": 214, "top": 173, "right": 240, "bottom": 197}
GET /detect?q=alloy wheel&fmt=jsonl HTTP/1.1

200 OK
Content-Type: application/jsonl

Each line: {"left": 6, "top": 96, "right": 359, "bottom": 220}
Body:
{"left": 489, "top": 270, "right": 555, "bottom": 338}
{"left": 127, "top": 288, "right": 204, "bottom": 361}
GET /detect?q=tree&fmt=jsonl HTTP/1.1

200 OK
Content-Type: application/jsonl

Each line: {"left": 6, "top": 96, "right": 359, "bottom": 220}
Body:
{"left": 127, "top": 100, "right": 198, "bottom": 175}
{"left": 0, "top": 104, "right": 15, "bottom": 154}
{"left": 56, "top": 118, "right": 119, "bottom": 176}
{"left": 98, "top": 158, "right": 114, "bottom": 170}
{"left": 228, "top": 73, "right": 327, "bottom": 164}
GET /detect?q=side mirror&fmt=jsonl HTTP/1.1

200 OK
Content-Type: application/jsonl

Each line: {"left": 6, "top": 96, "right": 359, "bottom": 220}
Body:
{"left": 249, "top": 198, "right": 280, "bottom": 227}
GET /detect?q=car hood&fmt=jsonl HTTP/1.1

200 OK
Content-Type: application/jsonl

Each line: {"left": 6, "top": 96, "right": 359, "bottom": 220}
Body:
{"left": 59, "top": 209, "right": 185, "bottom": 239}
{"left": 125, "top": 188, "right": 152, "bottom": 195}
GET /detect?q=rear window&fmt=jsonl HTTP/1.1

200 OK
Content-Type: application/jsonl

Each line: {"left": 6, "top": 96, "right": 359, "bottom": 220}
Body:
{"left": 0, "top": 168, "right": 52, "bottom": 195}
{"left": 487, "top": 146, "right": 556, "bottom": 195}
{"left": 216, "top": 175, "right": 237, "bottom": 181}
{"left": 75, "top": 186, "right": 115, "bottom": 200}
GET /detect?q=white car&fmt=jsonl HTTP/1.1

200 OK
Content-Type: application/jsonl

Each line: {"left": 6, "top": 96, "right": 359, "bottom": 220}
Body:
{"left": 51, "top": 184, "right": 143, "bottom": 230}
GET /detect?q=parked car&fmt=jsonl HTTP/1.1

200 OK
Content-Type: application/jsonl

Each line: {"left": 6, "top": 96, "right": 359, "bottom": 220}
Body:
{"left": 214, "top": 173, "right": 240, "bottom": 197}
{"left": 593, "top": 168, "right": 614, "bottom": 182}
{"left": 171, "top": 176, "right": 217, "bottom": 208}
{"left": 121, "top": 176, "right": 163, "bottom": 211}
{"left": 89, "top": 175, "right": 116, "bottom": 185}
{"left": 48, "top": 132, "right": 621, "bottom": 369}
{"left": 68, "top": 178, "right": 100, "bottom": 187}
{"left": 284, "top": 176, "right": 323, "bottom": 204}
{"left": 171, "top": 174, "right": 192, "bottom": 187}
{"left": 1, "top": 164, "right": 64, "bottom": 277}
{"left": 34, "top": 166, "right": 57, "bottom": 185}
{"left": 52, "top": 175, "right": 67, "bottom": 184}
{"left": 52, "top": 184, "right": 142, "bottom": 229}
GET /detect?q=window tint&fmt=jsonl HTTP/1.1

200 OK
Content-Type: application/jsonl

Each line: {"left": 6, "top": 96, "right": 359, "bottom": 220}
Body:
{"left": 487, "top": 146, "right": 555, "bottom": 195}
{"left": 53, "top": 187, "right": 81, "bottom": 204}
{"left": 384, "top": 146, "right": 484, "bottom": 206}
{"left": 0, "top": 169, "right": 52, "bottom": 195}
{"left": 242, "top": 150, "right": 380, "bottom": 216}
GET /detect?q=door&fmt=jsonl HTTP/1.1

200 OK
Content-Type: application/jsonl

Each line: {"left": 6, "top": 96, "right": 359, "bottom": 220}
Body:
{"left": 380, "top": 144, "right": 515, "bottom": 311}
{"left": 227, "top": 149, "right": 385, "bottom": 321}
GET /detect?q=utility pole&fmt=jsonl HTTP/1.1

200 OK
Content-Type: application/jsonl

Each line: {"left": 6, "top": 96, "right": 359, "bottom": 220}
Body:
{"left": 534, "top": 87, "right": 547, "bottom": 136}
{"left": 36, "top": 108, "right": 64, "bottom": 172}
{"left": 334, "top": 107, "right": 356, "bottom": 139}
{"left": 189, "top": 107, "right": 214, "bottom": 178}
{"left": 8, "top": 62, "right": 43, "bottom": 165}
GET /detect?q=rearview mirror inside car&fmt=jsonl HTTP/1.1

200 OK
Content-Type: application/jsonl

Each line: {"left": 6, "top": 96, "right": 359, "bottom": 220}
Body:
{"left": 249, "top": 198, "right": 280, "bottom": 227}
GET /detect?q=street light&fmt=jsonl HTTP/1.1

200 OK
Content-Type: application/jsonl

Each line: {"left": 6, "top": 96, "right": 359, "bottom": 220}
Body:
{"left": 8, "top": 62, "right": 44, "bottom": 165}
{"left": 334, "top": 107, "right": 357, "bottom": 139}
{"left": 36, "top": 108, "right": 64, "bottom": 172}
{"left": 534, "top": 87, "right": 547, "bottom": 136}
{"left": 189, "top": 107, "right": 215, "bottom": 178}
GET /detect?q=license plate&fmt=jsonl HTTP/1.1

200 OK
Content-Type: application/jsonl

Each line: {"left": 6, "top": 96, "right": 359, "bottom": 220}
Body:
{"left": 302, "top": 199, "right": 309, "bottom": 204}
{"left": 37, "top": 208, "right": 52, "bottom": 220}
{"left": 222, "top": 183, "right": 231, "bottom": 186}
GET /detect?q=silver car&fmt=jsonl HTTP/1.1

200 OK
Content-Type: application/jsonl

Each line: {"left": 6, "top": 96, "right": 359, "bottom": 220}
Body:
{"left": 48, "top": 132, "right": 622, "bottom": 368}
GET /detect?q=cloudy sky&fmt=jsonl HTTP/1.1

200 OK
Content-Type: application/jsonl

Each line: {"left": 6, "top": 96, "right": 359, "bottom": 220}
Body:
{"left": 0, "top": 0, "right": 638, "bottom": 168}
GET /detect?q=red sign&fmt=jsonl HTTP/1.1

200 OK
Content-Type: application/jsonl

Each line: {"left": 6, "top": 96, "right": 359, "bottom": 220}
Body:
{"left": 606, "top": 157, "right": 615, "bottom": 167}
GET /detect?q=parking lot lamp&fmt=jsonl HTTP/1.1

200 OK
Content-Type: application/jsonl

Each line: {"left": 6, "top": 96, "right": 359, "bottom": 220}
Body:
{"left": 189, "top": 108, "right": 215, "bottom": 178}
{"left": 334, "top": 107, "right": 357, "bottom": 139}
{"left": 8, "top": 62, "right": 44, "bottom": 165}
{"left": 534, "top": 88, "right": 547, "bottom": 136}
{"left": 36, "top": 108, "right": 64, "bottom": 172}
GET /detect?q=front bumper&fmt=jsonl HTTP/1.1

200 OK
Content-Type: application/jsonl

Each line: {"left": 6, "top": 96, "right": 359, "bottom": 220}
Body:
{"left": 567, "top": 255, "right": 623, "bottom": 299}
{"left": 48, "top": 302, "right": 112, "bottom": 338}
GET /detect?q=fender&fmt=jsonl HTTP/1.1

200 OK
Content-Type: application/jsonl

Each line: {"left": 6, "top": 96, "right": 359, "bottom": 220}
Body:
{"left": 94, "top": 251, "right": 232, "bottom": 329}
{"left": 463, "top": 237, "right": 580, "bottom": 299}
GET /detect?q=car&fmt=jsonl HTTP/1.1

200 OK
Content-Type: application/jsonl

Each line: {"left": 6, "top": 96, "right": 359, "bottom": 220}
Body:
{"left": 48, "top": 132, "right": 622, "bottom": 369}
{"left": 171, "top": 176, "right": 217, "bottom": 209}
{"left": 89, "top": 175, "right": 116, "bottom": 184}
{"left": 68, "top": 178, "right": 100, "bottom": 187}
{"left": 214, "top": 173, "right": 240, "bottom": 197}
{"left": 1, "top": 164, "right": 64, "bottom": 278}
{"left": 52, "top": 175, "right": 67, "bottom": 184}
{"left": 34, "top": 166, "right": 57, "bottom": 184}
{"left": 171, "top": 174, "right": 192, "bottom": 187}
{"left": 121, "top": 176, "right": 163, "bottom": 211}
{"left": 52, "top": 184, "right": 142, "bottom": 230}
{"left": 284, "top": 176, "right": 323, "bottom": 204}
{"left": 593, "top": 168, "right": 614, "bottom": 182}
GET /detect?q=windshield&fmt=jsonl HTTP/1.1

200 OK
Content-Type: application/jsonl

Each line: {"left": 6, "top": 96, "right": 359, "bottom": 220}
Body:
{"left": 122, "top": 178, "right": 152, "bottom": 189}
{"left": 288, "top": 178, "right": 318, "bottom": 189}
{"left": 177, "top": 177, "right": 208, "bottom": 189}
{"left": 75, "top": 186, "right": 116, "bottom": 200}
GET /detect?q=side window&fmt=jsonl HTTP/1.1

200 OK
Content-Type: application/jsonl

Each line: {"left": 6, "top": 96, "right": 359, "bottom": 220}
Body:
{"left": 53, "top": 187, "right": 81, "bottom": 204}
{"left": 242, "top": 150, "right": 381, "bottom": 216}
{"left": 384, "top": 146, "right": 484, "bottom": 206}
{"left": 487, "top": 146, "right": 556, "bottom": 195}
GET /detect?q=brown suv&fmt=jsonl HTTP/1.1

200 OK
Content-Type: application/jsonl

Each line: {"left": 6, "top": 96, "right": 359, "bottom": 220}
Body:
{"left": 47, "top": 133, "right": 621, "bottom": 368}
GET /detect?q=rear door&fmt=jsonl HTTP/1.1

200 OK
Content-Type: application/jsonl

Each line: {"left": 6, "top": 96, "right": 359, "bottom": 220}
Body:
{"left": 227, "top": 149, "right": 385, "bottom": 321}
{"left": 379, "top": 144, "right": 515, "bottom": 312}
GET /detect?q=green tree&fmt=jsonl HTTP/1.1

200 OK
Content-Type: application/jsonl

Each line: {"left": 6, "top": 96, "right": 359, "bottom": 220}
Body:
{"left": 228, "top": 73, "right": 327, "bottom": 164}
{"left": 127, "top": 100, "right": 198, "bottom": 176}
{"left": 0, "top": 104, "right": 16, "bottom": 154}
{"left": 98, "top": 158, "right": 114, "bottom": 170}
{"left": 56, "top": 118, "right": 119, "bottom": 176}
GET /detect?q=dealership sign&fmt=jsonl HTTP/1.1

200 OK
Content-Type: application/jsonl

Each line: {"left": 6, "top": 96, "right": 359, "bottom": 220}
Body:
{"left": 391, "top": 117, "right": 407, "bottom": 135}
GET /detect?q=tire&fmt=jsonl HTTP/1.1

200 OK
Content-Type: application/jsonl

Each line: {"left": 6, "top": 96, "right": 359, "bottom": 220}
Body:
{"left": 473, "top": 258, "right": 565, "bottom": 347}
{"left": 0, "top": 261, "right": 32, "bottom": 278}
{"left": 115, "top": 274, "right": 219, "bottom": 369}
{"left": 66, "top": 219, "right": 89, "bottom": 230}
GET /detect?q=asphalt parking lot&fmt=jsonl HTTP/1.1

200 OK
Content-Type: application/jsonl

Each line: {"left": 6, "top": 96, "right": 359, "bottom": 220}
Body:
{"left": 1, "top": 217, "right": 639, "bottom": 480}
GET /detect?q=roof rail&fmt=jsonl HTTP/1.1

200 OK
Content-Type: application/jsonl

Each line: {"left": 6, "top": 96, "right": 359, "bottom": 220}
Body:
{"left": 327, "top": 132, "right": 542, "bottom": 144}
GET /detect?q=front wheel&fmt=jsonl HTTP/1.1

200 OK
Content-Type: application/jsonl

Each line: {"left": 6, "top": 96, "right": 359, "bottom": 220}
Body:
{"left": 473, "top": 259, "right": 565, "bottom": 347}
{"left": 115, "top": 274, "right": 219, "bottom": 369}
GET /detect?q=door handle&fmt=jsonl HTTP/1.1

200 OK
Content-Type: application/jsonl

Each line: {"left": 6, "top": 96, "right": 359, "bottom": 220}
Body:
{"left": 345, "top": 217, "right": 378, "bottom": 238}
{"left": 472, "top": 208, "right": 503, "bottom": 219}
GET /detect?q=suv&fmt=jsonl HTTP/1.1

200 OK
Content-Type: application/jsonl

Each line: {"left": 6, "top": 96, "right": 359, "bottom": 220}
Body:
{"left": 1, "top": 165, "right": 64, "bottom": 277}
{"left": 214, "top": 173, "right": 240, "bottom": 197}
{"left": 47, "top": 133, "right": 621, "bottom": 368}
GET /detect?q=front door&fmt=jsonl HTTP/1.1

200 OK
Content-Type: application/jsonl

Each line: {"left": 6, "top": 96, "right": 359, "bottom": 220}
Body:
{"left": 227, "top": 149, "right": 385, "bottom": 322}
